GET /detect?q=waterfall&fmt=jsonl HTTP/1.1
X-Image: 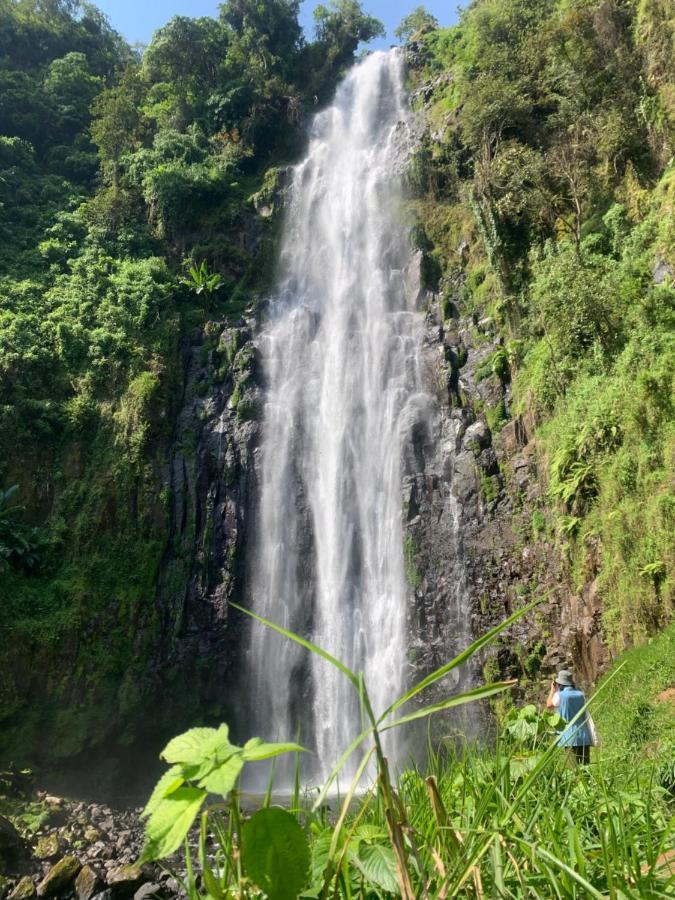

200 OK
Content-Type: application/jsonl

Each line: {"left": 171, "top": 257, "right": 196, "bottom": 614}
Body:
{"left": 246, "top": 50, "right": 433, "bottom": 778}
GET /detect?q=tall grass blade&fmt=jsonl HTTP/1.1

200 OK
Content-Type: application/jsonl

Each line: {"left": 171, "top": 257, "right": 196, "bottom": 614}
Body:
{"left": 518, "top": 839, "right": 606, "bottom": 898}
{"left": 230, "top": 602, "right": 359, "bottom": 687}
{"left": 380, "top": 681, "right": 516, "bottom": 730}
{"left": 312, "top": 726, "right": 374, "bottom": 812}
{"left": 379, "top": 598, "right": 540, "bottom": 723}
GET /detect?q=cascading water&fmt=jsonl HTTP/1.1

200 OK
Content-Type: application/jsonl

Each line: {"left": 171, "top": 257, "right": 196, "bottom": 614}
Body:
{"left": 246, "top": 49, "right": 435, "bottom": 778}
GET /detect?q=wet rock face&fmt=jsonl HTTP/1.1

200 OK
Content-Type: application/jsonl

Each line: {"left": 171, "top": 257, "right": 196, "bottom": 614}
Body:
{"left": 400, "top": 298, "right": 507, "bottom": 719}
{"left": 151, "top": 317, "right": 262, "bottom": 732}
{"left": 403, "top": 287, "right": 608, "bottom": 703}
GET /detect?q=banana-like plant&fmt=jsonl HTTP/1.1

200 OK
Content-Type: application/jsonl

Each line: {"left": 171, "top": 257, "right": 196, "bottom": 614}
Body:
{"left": 0, "top": 484, "right": 40, "bottom": 573}
{"left": 182, "top": 259, "right": 224, "bottom": 307}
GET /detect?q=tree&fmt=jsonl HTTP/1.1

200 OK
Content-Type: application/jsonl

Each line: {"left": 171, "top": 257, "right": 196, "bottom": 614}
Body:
{"left": 220, "top": 0, "right": 303, "bottom": 76}
{"left": 313, "top": 0, "right": 384, "bottom": 50}
{"left": 90, "top": 67, "right": 147, "bottom": 181}
{"left": 0, "top": 484, "right": 40, "bottom": 573}
{"left": 143, "top": 16, "right": 230, "bottom": 94}
{"left": 307, "top": 0, "right": 384, "bottom": 94}
{"left": 43, "top": 51, "right": 103, "bottom": 139}
{"left": 394, "top": 6, "right": 438, "bottom": 43}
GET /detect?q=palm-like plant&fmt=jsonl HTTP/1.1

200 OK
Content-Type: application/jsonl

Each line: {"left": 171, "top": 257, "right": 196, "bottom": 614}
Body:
{"left": 0, "top": 484, "right": 40, "bottom": 572}
{"left": 182, "top": 259, "right": 224, "bottom": 307}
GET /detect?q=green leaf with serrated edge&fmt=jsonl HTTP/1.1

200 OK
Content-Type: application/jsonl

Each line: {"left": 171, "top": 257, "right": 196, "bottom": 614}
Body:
{"left": 198, "top": 753, "right": 244, "bottom": 797}
{"left": 161, "top": 724, "right": 235, "bottom": 766}
{"left": 380, "top": 681, "right": 516, "bottom": 730}
{"left": 242, "top": 739, "right": 307, "bottom": 762}
{"left": 241, "top": 808, "right": 310, "bottom": 900}
{"left": 140, "top": 787, "right": 206, "bottom": 862}
{"left": 351, "top": 843, "right": 399, "bottom": 894}
{"left": 141, "top": 765, "right": 186, "bottom": 819}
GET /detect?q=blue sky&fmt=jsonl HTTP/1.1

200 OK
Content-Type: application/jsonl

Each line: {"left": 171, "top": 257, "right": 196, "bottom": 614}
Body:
{"left": 93, "top": 1, "right": 460, "bottom": 49}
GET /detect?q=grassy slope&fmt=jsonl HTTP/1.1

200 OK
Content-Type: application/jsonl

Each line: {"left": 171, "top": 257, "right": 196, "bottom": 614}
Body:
{"left": 407, "top": 0, "right": 674, "bottom": 655}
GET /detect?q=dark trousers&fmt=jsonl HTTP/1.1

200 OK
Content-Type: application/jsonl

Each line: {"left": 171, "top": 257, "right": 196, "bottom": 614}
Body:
{"left": 573, "top": 745, "right": 590, "bottom": 765}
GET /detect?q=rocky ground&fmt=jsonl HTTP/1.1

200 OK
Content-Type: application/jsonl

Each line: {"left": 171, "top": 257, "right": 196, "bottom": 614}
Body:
{"left": 0, "top": 771, "right": 181, "bottom": 900}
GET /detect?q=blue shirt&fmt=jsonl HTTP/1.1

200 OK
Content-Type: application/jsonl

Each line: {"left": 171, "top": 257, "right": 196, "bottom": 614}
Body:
{"left": 557, "top": 687, "right": 591, "bottom": 747}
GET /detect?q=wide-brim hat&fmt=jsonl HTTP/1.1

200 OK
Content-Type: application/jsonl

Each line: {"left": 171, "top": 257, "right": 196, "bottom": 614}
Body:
{"left": 556, "top": 669, "right": 573, "bottom": 686}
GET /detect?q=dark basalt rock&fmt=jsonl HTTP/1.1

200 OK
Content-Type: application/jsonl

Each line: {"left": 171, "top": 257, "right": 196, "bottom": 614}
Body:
{"left": 75, "top": 865, "right": 102, "bottom": 900}
{"left": 8, "top": 877, "right": 35, "bottom": 900}
{"left": 150, "top": 316, "right": 262, "bottom": 738}
{"left": 0, "top": 815, "right": 25, "bottom": 862}
{"left": 36, "top": 857, "right": 81, "bottom": 897}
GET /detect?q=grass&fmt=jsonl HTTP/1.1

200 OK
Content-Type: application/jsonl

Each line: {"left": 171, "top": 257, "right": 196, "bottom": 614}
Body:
{"left": 594, "top": 621, "right": 675, "bottom": 759}
{"left": 138, "top": 610, "right": 675, "bottom": 899}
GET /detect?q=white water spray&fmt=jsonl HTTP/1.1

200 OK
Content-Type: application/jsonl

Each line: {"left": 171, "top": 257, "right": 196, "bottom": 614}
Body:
{"left": 247, "top": 50, "right": 432, "bottom": 777}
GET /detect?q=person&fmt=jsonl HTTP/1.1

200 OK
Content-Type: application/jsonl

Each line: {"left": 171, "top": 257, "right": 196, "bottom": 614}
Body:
{"left": 546, "top": 669, "right": 592, "bottom": 764}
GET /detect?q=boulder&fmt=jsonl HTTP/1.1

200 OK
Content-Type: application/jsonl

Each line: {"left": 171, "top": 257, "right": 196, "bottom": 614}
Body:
{"left": 0, "top": 816, "right": 25, "bottom": 860}
{"left": 75, "top": 866, "right": 102, "bottom": 900}
{"left": 653, "top": 256, "right": 673, "bottom": 285}
{"left": 35, "top": 834, "right": 61, "bottom": 860}
{"left": 8, "top": 878, "right": 36, "bottom": 900}
{"left": 132, "top": 885, "right": 162, "bottom": 900}
{"left": 106, "top": 866, "right": 146, "bottom": 898}
{"left": 452, "top": 451, "right": 477, "bottom": 500}
{"left": 499, "top": 416, "right": 527, "bottom": 453}
{"left": 37, "top": 856, "right": 81, "bottom": 897}
{"left": 463, "top": 419, "right": 490, "bottom": 451}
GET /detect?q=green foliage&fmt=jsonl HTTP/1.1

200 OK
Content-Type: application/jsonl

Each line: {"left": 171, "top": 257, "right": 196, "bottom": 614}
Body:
{"left": 143, "top": 617, "right": 674, "bottom": 899}
{"left": 181, "top": 260, "right": 224, "bottom": 306}
{"left": 395, "top": 6, "right": 438, "bottom": 43}
{"left": 241, "top": 808, "right": 310, "bottom": 900}
{"left": 0, "top": 485, "right": 40, "bottom": 573}
{"left": 140, "top": 724, "right": 305, "bottom": 862}
{"left": 411, "top": 0, "right": 674, "bottom": 650}
{"left": 503, "top": 703, "right": 562, "bottom": 745}
{"left": 595, "top": 621, "right": 675, "bottom": 757}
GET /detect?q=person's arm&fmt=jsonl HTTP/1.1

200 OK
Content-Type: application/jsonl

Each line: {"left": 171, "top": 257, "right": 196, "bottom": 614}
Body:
{"left": 546, "top": 681, "right": 559, "bottom": 709}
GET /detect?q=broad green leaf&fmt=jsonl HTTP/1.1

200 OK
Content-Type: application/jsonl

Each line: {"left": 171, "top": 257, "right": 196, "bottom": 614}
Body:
{"left": 241, "top": 808, "right": 310, "bottom": 900}
{"left": 378, "top": 597, "right": 540, "bottom": 723}
{"left": 380, "top": 680, "right": 516, "bottom": 730}
{"left": 309, "top": 829, "right": 333, "bottom": 886}
{"left": 351, "top": 843, "right": 399, "bottom": 894}
{"left": 353, "top": 824, "right": 388, "bottom": 842}
{"left": 140, "top": 787, "right": 206, "bottom": 861}
{"left": 161, "top": 724, "right": 234, "bottom": 766}
{"left": 198, "top": 753, "right": 244, "bottom": 797}
{"left": 141, "top": 764, "right": 186, "bottom": 819}
{"left": 509, "top": 754, "right": 541, "bottom": 778}
{"left": 242, "top": 738, "right": 307, "bottom": 762}
{"left": 230, "top": 602, "right": 359, "bottom": 688}
{"left": 507, "top": 716, "right": 538, "bottom": 742}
